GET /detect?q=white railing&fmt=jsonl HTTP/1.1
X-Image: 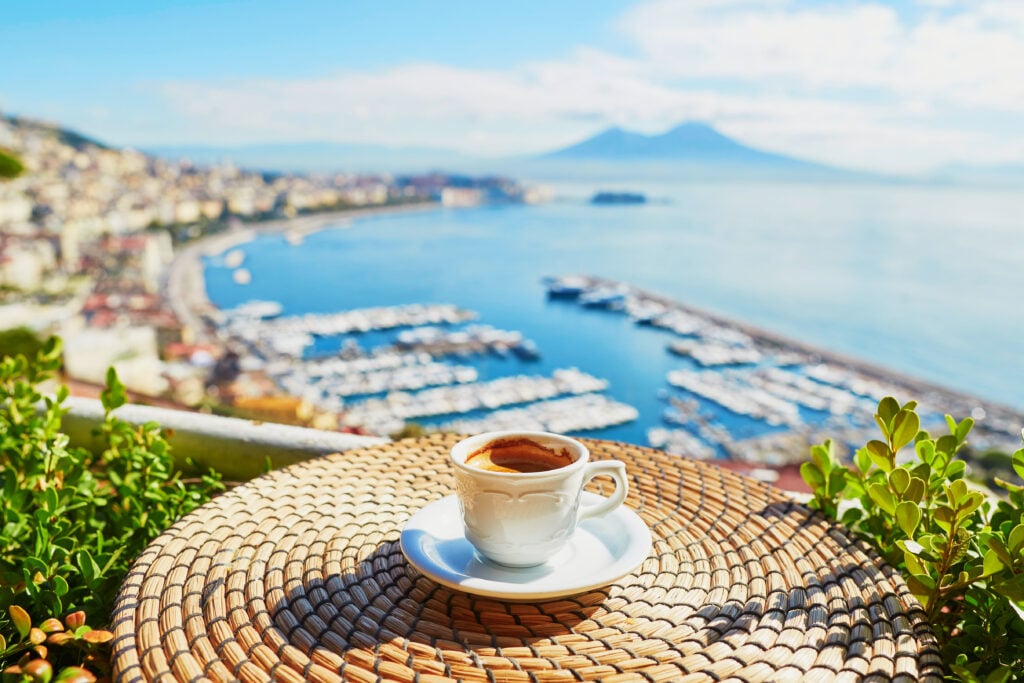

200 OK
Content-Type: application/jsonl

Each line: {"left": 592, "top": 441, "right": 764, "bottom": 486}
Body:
{"left": 60, "top": 397, "right": 386, "bottom": 481}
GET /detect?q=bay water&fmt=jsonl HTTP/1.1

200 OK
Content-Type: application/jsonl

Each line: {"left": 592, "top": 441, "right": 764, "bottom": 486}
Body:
{"left": 204, "top": 180, "right": 1024, "bottom": 444}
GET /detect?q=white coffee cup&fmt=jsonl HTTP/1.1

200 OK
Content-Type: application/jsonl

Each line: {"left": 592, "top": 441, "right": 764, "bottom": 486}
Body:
{"left": 450, "top": 431, "right": 629, "bottom": 567}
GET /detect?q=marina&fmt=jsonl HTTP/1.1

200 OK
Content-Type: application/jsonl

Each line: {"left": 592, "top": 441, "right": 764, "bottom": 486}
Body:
{"left": 541, "top": 273, "right": 1023, "bottom": 461}
{"left": 214, "top": 297, "right": 636, "bottom": 438}
{"left": 439, "top": 393, "right": 640, "bottom": 434}
{"left": 200, "top": 212, "right": 1023, "bottom": 465}
{"left": 668, "top": 339, "right": 762, "bottom": 367}
{"left": 667, "top": 369, "right": 803, "bottom": 427}
{"left": 647, "top": 427, "right": 717, "bottom": 460}
{"left": 219, "top": 303, "right": 478, "bottom": 359}
{"left": 341, "top": 368, "right": 607, "bottom": 435}
{"left": 275, "top": 357, "right": 479, "bottom": 401}
{"left": 392, "top": 324, "right": 540, "bottom": 359}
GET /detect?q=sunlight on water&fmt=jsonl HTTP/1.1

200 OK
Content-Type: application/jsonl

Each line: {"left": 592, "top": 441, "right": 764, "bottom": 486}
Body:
{"left": 205, "top": 181, "right": 1024, "bottom": 446}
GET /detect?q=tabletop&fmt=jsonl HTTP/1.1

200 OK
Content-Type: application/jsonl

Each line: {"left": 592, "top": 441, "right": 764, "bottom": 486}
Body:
{"left": 110, "top": 434, "right": 943, "bottom": 682}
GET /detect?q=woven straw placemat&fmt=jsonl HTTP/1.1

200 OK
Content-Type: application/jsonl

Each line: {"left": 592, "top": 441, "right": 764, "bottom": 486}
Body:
{"left": 111, "top": 434, "right": 943, "bottom": 682}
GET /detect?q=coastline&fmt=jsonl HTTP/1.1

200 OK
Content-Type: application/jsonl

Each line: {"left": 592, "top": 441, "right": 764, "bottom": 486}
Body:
{"left": 165, "top": 201, "right": 442, "bottom": 341}
{"left": 580, "top": 275, "right": 1023, "bottom": 445}
{"left": 167, "top": 202, "right": 1022, "bottom": 452}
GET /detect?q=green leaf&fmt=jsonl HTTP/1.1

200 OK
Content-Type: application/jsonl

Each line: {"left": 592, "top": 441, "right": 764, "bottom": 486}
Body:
{"left": 1013, "top": 448, "right": 1024, "bottom": 481}
{"left": 873, "top": 414, "right": 889, "bottom": 438}
{"left": 40, "top": 335, "right": 62, "bottom": 364}
{"left": 916, "top": 439, "right": 936, "bottom": 465}
{"left": 889, "top": 468, "right": 910, "bottom": 495}
{"left": 988, "top": 537, "right": 1015, "bottom": 568}
{"left": 841, "top": 507, "right": 863, "bottom": 528}
{"left": 866, "top": 440, "right": 893, "bottom": 472}
{"left": 936, "top": 434, "right": 958, "bottom": 457}
{"left": 946, "top": 460, "right": 966, "bottom": 481}
{"left": 891, "top": 410, "right": 920, "bottom": 451}
{"left": 983, "top": 549, "right": 1005, "bottom": 576}
{"left": 905, "top": 477, "right": 926, "bottom": 504}
{"left": 868, "top": 483, "right": 896, "bottom": 515}
{"left": 984, "top": 667, "right": 1011, "bottom": 683}
{"left": 810, "top": 441, "right": 833, "bottom": 472}
{"left": 934, "top": 505, "right": 955, "bottom": 532}
{"left": 895, "top": 501, "right": 921, "bottom": 537}
{"left": 921, "top": 533, "right": 946, "bottom": 556}
{"left": 827, "top": 469, "right": 846, "bottom": 497}
{"left": 9, "top": 604, "right": 31, "bottom": 638}
{"left": 52, "top": 574, "right": 68, "bottom": 596}
{"left": 992, "top": 573, "right": 1024, "bottom": 602}
{"left": 907, "top": 572, "right": 936, "bottom": 593}
{"left": 877, "top": 397, "right": 900, "bottom": 433}
{"left": 948, "top": 664, "right": 981, "bottom": 683}
{"left": 903, "top": 550, "right": 926, "bottom": 576}
{"left": 1008, "top": 524, "right": 1024, "bottom": 553}
{"left": 101, "top": 366, "right": 127, "bottom": 412}
{"left": 944, "top": 414, "right": 958, "bottom": 435}
{"left": 842, "top": 472, "right": 866, "bottom": 499}
{"left": 854, "top": 447, "right": 871, "bottom": 474}
{"left": 43, "top": 486, "right": 59, "bottom": 514}
{"left": 994, "top": 476, "right": 1024, "bottom": 493}
{"left": 910, "top": 461, "right": 930, "bottom": 482}
{"left": 959, "top": 491, "right": 985, "bottom": 518}
{"left": 948, "top": 479, "right": 968, "bottom": 506}
{"left": 949, "top": 528, "right": 972, "bottom": 565}
{"left": 77, "top": 549, "right": 100, "bottom": 586}
{"left": 800, "top": 462, "right": 825, "bottom": 489}
{"left": 955, "top": 417, "right": 974, "bottom": 443}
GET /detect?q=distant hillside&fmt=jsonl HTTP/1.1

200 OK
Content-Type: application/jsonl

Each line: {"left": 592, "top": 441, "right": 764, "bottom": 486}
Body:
{"left": 148, "top": 142, "right": 473, "bottom": 174}
{"left": 4, "top": 115, "right": 110, "bottom": 151}
{"left": 541, "top": 122, "right": 836, "bottom": 172}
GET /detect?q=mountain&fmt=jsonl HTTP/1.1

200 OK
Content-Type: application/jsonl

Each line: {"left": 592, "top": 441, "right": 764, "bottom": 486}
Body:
{"left": 541, "top": 122, "right": 835, "bottom": 173}
{"left": 147, "top": 142, "right": 473, "bottom": 174}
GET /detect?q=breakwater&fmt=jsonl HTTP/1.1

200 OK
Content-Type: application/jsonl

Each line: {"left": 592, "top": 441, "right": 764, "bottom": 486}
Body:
{"left": 545, "top": 274, "right": 1023, "bottom": 461}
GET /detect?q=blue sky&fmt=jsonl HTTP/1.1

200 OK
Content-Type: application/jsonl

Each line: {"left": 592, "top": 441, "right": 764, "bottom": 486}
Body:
{"left": 4, "top": 0, "right": 1024, "bottom": 173}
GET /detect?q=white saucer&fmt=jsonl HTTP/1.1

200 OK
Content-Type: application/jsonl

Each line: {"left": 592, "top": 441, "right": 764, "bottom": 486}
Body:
{"left": 400, "top": 493, "right": 652, "bottom": 601}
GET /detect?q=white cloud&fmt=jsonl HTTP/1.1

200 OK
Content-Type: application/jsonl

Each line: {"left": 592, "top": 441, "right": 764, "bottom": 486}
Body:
{"left": 151, "top": 0, "right": 1024, "bottom": 172}
{"left": 156, "top": 52, "right": 702, "bottom": 153}
{"left": 620, "top": 1, "right": 904, "bottom": 88}
{"left": 620, "top": 0, "right": 1024, "bottom": 110}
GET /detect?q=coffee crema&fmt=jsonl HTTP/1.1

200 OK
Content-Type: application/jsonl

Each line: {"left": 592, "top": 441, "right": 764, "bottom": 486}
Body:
{"left": 465, "top": 437, "right": 575, "bottom": 474}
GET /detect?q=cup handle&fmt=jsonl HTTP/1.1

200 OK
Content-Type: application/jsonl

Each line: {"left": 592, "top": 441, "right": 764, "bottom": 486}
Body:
{"left": 577, "top": 460, "right": 628, "bottom": 522}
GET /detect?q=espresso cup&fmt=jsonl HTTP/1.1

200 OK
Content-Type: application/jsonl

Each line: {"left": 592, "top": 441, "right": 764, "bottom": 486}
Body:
{"left": 450, "top": 431, "right": 628, "bottom": 567}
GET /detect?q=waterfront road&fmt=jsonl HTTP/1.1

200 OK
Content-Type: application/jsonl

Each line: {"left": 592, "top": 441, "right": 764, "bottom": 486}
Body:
{"left": 164, "top": 202, "right": 440, "bottom": 343}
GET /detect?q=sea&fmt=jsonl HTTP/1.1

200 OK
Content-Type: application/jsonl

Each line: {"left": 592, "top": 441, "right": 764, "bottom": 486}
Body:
{"left": 203, "top": 180, "right": 1024, "bottom": 446}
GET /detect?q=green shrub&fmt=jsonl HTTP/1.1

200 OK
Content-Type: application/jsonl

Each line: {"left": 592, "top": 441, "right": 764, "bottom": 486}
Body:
{"left": 0, "top": 338, "right": 224, "bottom": 680}
{"left": 802, "top": 397, "right": 1024, "bottom": 681}
{"left": 0, "top": 329, "right": 45, "bottom": 362}
{"left": 0, "top": 150, "right": 23, "bottom": 180}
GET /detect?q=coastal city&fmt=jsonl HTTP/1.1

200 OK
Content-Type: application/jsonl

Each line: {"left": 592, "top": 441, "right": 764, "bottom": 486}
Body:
{"left": 8, "top": 6, "right": 1024, "bottom": 682}
{"left": 0, "top": 113, "right": 537, "bottom": 411}
{"left": 1, "top": 112, "right": 1022, "bottom": 492}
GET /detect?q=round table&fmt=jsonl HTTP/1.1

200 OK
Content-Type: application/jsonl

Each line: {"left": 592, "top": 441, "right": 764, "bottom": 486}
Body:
{"left": 111, "top": 434, "right": 943, "bottom": 682}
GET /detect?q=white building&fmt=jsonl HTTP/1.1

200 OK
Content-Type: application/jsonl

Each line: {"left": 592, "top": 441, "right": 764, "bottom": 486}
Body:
{"left": 0, "top": 241, "right": 56, "bottom": 291}
{"left": 62, "top": 325, "right": 169, "bottom": 396}
{"left": 0, "top": 193, "right": 32, "bottom": 227}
